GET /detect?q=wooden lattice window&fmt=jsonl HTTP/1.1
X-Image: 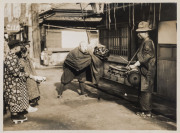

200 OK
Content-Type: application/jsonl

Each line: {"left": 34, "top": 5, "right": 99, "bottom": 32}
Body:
{"left": 99, "top": 25, "right": 130, "bottom": 59}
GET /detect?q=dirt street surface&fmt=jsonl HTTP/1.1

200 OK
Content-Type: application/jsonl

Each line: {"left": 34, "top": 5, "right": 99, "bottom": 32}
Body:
{"left": 3, "top": 68, "right": 176, "bottom": 131}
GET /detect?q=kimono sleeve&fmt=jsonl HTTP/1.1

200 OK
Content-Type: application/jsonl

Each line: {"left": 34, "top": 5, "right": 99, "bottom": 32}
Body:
{"left": 137, "top": 40, "right": 155, "bottom": 64}
{"left": 5, "top": 55, "right": 21, "bottom": 77}
{"left": 29, "top": 57, "right": 37, "bottom": 75}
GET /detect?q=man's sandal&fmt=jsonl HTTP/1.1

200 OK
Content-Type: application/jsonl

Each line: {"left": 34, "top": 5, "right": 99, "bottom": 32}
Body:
{"left": 136, "top": 112, "right": 153, "bottom": 118}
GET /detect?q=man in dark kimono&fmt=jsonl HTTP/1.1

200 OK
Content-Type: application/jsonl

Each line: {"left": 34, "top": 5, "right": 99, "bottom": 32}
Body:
{"left": 58, "top": 41, "right": 109, "bottom": 98}
{"left": 130, "top": 21, "right": 156, "bottom": 117}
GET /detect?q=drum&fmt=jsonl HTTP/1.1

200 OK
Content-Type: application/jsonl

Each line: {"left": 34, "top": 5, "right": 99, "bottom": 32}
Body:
{"left": 127, "top": 68, "right": 140, "bottom": 86}
{"left": 108, "top": 65, "right": 140, "bottom": 86}
{"left": 108, "top": 65, "right": 128, "bottom": 77}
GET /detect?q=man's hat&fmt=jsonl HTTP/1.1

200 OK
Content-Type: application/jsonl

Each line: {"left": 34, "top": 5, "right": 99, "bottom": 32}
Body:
{"left": 8, "top": 40, "right": 22, "bottom": 49}
{"left": 136, "top": 21, "right": 152, "bottom": 32}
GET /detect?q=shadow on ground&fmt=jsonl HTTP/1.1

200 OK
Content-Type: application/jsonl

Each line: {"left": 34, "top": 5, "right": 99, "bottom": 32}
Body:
{"left": 53, "top": 78, "right": 176, "bottom": 130}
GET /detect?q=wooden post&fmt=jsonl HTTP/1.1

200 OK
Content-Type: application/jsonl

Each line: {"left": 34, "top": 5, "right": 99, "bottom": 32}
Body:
{"left": 31, "top": 4, "right": 41, "bottom": 62}
{"left": 28, "top": 7, "right": 33, "bottom": 59}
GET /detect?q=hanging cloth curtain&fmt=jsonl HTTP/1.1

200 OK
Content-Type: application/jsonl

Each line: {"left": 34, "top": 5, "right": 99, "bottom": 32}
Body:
{"left": 114, "top": 3, "right": 117, "bottom": 30}
{"left": 141, "top": 3, "right": 143, "bottom": 9}
{"left": 149, "top": 3, "right": 153, "bottom": 16}
{"left": 159, "top": 3, "right": 161, "bottom": 21}
{"left": 123, "top": 3, "right": 125, "bottom": 11}
{"left": 132, "top": 3, "right": 135, "bottom": 30}
{"left": 129, "top": 3, "right": 131, "bottom": 27}
{"left": 148, "top": 3, "right": 153, "bottom": 29}
{"left": 108, "top": 3, "right": 111, "bottom": 30}
{"left": 106, "top": 4, "right": 108, "bottom": 29}
{"left": 141, "top": 3, "right": 145, "bottom": 20}
{"left": 153, "top": 3, "right": 156, "bottom": 29}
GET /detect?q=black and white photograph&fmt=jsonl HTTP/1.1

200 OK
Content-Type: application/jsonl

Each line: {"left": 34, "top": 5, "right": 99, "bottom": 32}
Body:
{"left": 1, "top": 1, "right": 179, "bottom": 132}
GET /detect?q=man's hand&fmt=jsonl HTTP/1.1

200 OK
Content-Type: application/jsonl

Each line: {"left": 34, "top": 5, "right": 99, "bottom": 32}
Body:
{"left": 128, "top": 61, "right": 141, "bottom": 69}
{"left": 24, "top": 72, "right": 29, "bottom": 78}
{"left": 129, "top": 64, "right": 137, "bottom": 69}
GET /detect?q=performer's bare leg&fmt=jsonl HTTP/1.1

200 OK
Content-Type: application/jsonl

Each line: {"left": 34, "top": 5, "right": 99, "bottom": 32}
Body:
{"left": 57, "top": 83, "right": 66, "bottom": 98}
{"left": 94, "top": 84, "right": 101, "bottom": 101}
{"left": 79, "top": 80, "right": 87, "bottom": 96}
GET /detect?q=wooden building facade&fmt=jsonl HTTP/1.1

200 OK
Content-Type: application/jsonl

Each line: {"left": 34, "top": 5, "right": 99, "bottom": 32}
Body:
{"left": 97, "top": 3, "right": 177, "bottom": 101}
{"left": 4, "top": 3, "right": 177, "bottom": 101}
{"left": 39, "top": 5, "right": 101, "bottom": 66}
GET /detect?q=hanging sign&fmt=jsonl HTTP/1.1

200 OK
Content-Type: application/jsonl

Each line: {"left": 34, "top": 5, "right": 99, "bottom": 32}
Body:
{"left": 6, "top": 21, "right": 21, "bottom": 32}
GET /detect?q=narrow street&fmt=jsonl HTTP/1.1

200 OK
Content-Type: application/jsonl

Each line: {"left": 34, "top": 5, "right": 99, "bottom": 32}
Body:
{"left": 3, "top": 68, "right": 176, "bottom": 130}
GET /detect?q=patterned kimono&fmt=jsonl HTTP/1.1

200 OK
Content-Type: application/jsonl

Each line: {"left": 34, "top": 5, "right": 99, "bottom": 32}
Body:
{"left": 4, "top": 40, "right": 9, "bottom": 61}
{"left": 4, "top": 52, "right": 29, "bottom": 113}
{"left": 19, "top": 57, "right": 40, "bottom": 101}
{"left": 137, "top": 37, "right": 156, "bottom": 111}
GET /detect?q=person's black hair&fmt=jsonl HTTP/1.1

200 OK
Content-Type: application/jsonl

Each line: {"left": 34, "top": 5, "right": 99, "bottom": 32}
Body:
{"left": 21, "top": 46, "right": 27, "bottom": 54}
{"left": 16, "top": 46, "right": 27, "bottom": 58}
{"left": 8, "top": 40, "right": 22, "bottom": 49}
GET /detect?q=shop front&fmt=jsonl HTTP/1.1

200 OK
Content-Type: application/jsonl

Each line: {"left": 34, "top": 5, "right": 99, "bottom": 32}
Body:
{"left": 97, "top": 3, "right": 177, "bottom": 101}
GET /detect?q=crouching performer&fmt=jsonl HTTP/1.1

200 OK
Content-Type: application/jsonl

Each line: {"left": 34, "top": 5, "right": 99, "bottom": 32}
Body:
{"left": 57, "top": 41, "right": 109, "bottom": 98}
